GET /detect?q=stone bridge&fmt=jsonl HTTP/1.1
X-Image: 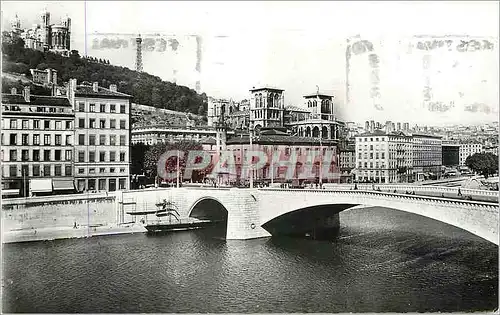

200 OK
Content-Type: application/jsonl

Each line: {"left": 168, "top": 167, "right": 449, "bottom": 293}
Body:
{"left": 116, "top": 187, "right": 499, "bottom": 245}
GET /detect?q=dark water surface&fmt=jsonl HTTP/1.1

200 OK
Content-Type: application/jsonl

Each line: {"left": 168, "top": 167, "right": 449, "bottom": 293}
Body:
{"left": 2, "top": 207, "right": 498, "bottom": 313}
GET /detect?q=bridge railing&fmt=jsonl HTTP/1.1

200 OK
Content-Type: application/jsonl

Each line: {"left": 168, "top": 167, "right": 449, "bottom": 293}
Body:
{"left": 258, "top": 188, "right": 499, "bottom": 212}
{"left": 321, "top": 183, "right": 498, "bottom": 197}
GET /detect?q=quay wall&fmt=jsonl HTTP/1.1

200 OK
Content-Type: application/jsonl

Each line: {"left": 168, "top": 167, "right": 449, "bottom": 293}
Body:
{"left": 2, "top": 194, "right": 116, "bottom": 231}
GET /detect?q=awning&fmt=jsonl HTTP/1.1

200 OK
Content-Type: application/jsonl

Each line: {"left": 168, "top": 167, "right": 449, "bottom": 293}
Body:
{"left": 53, "top": 179, "right": 75, "bottom": 191}
{"left": 1, "top": 189, "right": 20, "bottom": 196}
{"left": 30, "top": 179, "right": 53, "bottom": 193}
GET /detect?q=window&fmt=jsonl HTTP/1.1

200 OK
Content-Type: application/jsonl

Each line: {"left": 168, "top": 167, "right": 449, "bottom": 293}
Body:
{"left": 55, "top": 165, "right": 62, "bottom": 176}
{"left": 120, "top": 104, "right": 126, "bottom": 114}
{"left": 99, "top": 151, "right": 106, "bottom": 162}
{"left": 78, "top": 151, "right": 85, "bottom": 162}
{"left": 9, "top": 165, "right": 17, "bottom": 177}
{"left": 44, "top": 165, "right": 51, "bottom": 176}
{"left": 89, "top": 135, "right": 96, "bottom": 145}
{"left": 66, "top": 135, "right": 72, "bottom": 145}
{"left": 21, "top": 149, "right": 29, "bottom": 161}
{"left": 99, "top": 135, "right": 106, "bottom": 145}
{"left": 33, "top": 150, "right": 40, "bottom": 161}
{"left": 89, "top": 151, "right": 95, "bottom": 162}
{"left": 55, "top": 150, "right": 61, "bottom": 161}
{"left": 89, "top": 119, "right": 96, "bottom": 129}
{"left": 78, "top": 102, "right": 85, "bottom": 112}
{"left": 110, "top": 135, "right": 116, "bottom": 146}
{"left": 33, "top": 165, "right": 40, "bottom": 176}
{"left": 120, "top": 152, "right": 126, "bottom": 162}
{"left": 375, "top": 153, "right": 379, "bottom": 159}
{"left": 99, "top": 119, "right": 106, "bottom": 128}
{"left": 44, "top": 134, "right": 51, "bottom": 145}
{"left": 65, "top": 150, "right": 72, "bottom": 161}
{"left": 78, "top": 134, "right": 85, "bottom": 145}
{"left": 22, "top": 120, "right": 29, "bottom": 129}
{"left": 55, "top": 135, "right": 62, "bottom": 146}
{"left": 44, "top": 120, "right": 50, "bottom": 129}
{"left": 65, "top": 165, "right": 72, "bottom": 176}
{"left": 110, "top": 167, "right": 116, "bottom": 173}
{"left": 65, "top": 121, "right": 71, "bottom": 129}
{"left": 44, "top": 150, "right": 51, "bottom": 161}
{"left": 89, "top": 103, "right": 95, "bottom": 112}
{"left": 110, "top": 104, "right": 116, "bottom": 113}
{"left": 10, "top": 134, "right": 17, "bottom": 145}
{"left": 79, "top": 118, "right": 85, "bottom": 128}
{"left": 10, "top": 120, "right": 17, "bottom": 129}
{"left": 89, "top": 168, "right": 96, "bottom": 174}
{"left": 78, "top": 168, "right": 85, "bottom": 174}
{"left": 120, "top": 168, "right": 125, "bottom": 173}
{"left": 110, "top": 151, "right": 116, "bottom": 162}
{"left": 120, "top": 120, "right": 126, "bottom": 129}
{"left": 99, "top": 168, "right": 106, "bottom": 174}
{"left": 119, "top": 178, "right": 126, "bottom": 190}
{"left": 99, "top": 179, "right": 106, "bottom": 190}
{"left": 370, "top": 153, "right": 373, "bottom": 159}
{"left": 33, "top": 134, "right": 40, "bottom": 145}
{"left": 100, "top": 104, "right": 106, "bottom": 112}
{"left": 34, "top": 120, "right": 40, "bottom": 129}
{"left": 22, "top": 134, "right": 29, "bottom": 145}
{"left": 119, "top": 135, "right": 126, "bottom": 146}
{"left": 381, "top": 152, "right": 385, "bottom": 159}
{"left": 110, "top": 119, "right": 116, "bottom": 129}
{"left": 55, "top": 121, "right": 62, "bottom": 130}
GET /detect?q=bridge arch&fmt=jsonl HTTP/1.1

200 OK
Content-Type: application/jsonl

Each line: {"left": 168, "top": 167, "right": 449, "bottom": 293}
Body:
{"left": 257, "top": 190, "right": 499, "bottom": 244}
{"left": 188, "top": 196, "right": 228, "bottom": 221}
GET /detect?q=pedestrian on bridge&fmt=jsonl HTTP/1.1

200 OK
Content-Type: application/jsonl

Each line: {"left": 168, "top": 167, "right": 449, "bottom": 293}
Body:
{"left": 458, "top": 188, "right": 462, "bottom": 197}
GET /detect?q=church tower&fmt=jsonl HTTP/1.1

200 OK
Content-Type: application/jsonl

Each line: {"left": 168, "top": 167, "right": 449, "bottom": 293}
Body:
{"left": 40, "top": 8, "right": 51, "bottom": 50}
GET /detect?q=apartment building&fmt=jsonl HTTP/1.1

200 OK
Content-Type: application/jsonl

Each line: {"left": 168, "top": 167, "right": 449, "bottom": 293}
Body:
{"left": 68, "top": 80, "right": 132, "bottom": 192}
{"left": 354, "top": 130, "right": 413, "bottom": 183}
{"left": 459, "top": 142, "right": 483, "bottom": 166}
{"left": 339, "top": 143, "right": 356, "bottom": 183}
{"left": 1, "top": 87, "right": 75, "bottom": 197}
{"left": 412, "top": 134, "right": 442, "bottom": 181}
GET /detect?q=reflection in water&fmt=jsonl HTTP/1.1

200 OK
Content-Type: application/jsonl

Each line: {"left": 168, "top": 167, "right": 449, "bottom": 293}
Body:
{"left": 2, "top": 207, "right": 498, "bottom": 313}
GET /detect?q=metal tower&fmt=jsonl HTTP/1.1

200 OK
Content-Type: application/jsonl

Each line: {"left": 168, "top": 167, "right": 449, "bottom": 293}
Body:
{"left": 135, "top": 34, "right": 143, "bottom": 72}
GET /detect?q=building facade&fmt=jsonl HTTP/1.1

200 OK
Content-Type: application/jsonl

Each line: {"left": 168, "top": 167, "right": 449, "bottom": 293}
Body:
{"left": 1, "top": 87, "right": 75, "bottom": 197}
{"left": 339, "top": 143, "right": 356, "bottom": 183}
{"left": 355, "top": 131, "right": 413, "bottom": 183}
{"left": 442, "top": 143, "right": 460, "bottom": 166}
{"left": 224, "top": 128, "right": 340, "bottom": 185}
{"left": 459, "top": 142, "right": 483, "bottom": 165}
{"left": 30, "top": 68, "right": 58, "bottom": 86}
{"left": 412, "top": 134, "right": 442, "bottom": 181}
{"left": 68, "top": 80, "right": 132, "bottom": 192}
{"left": 131, "top": 125, "right": 236, "bottom": 145}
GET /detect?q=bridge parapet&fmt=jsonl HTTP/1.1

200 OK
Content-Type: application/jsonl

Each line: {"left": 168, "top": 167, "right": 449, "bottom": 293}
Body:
{"left": 321, "top": 184, "right": 498, "bottom": 198}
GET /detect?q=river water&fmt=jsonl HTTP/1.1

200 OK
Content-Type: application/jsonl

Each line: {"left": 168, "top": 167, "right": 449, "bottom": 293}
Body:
{"left": 2, "top": 207, "right": 498, "bottom": 313}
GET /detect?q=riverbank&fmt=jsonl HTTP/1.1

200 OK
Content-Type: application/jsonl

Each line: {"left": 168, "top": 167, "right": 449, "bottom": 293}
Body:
{"left": 2, "top": 223, "right": 147, "bottom": 244}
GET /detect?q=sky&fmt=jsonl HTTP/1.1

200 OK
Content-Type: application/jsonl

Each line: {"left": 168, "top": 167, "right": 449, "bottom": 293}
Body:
{"left": 2, "top": 1, "right": 499, "bottom": 124}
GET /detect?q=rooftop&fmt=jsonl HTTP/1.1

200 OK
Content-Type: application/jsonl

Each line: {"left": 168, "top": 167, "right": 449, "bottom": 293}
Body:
{"left": 1, "top": 94, "right": 72, "bottom": 107}
{"left": 249, "top": 86, "right": 284, "bottom": 92}
{"left": 227, "top": 128, "right": 337, "bottom": 145}
{"left": 303, "top": 92, "right": 334, "bottom": 98}
{"left": 74, "top": 84, "right": 132, "bottom": 99}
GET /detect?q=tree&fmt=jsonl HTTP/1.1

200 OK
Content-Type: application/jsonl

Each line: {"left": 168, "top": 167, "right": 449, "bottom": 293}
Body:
{"left": 36, "top": 63, "right": 48, "bottom": 70}
{"left": 131, "top": 143, "right": 149, "bottom": 175}
{"left": 143, "top": 140, "right": 205, "bottom": 182}
{"left": 465, "top": 152, "right": 498, "bottom": 179}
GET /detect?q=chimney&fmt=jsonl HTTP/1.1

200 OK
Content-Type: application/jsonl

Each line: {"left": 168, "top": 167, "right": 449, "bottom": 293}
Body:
{"left": 109, "top": 84, "right": 117, "bottom": 92}
{"left": 11, "top": 87, "right": 17, "bottom": 95}
{"left": 23, "top": 86, "right": 30, "bottom": 102}
{"left": 92, "top": 82, "right": 98, "bottom": 92}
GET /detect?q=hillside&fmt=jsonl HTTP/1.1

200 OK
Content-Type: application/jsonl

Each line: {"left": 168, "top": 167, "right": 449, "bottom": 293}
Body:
{"left": 1, "top": 36, "right": 207, "bottom": 116}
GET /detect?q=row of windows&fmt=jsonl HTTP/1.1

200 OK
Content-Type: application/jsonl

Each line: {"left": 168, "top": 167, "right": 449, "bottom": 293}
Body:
{"left": 6, "top": 149, "right": 72, "bottom": 162}
{"left": 6, "top": 134, "right": 72, "bottom": 146}
{"left": 77, "top": 134, "right": 127, "bottom": 146}
{"left": 78, "top": 118, "right": 128, "bottom": 129}
{"left": 359, "top": 152, "right": 386, "bottom": 159}
{"left": 5, "top": 119, "right": 72, "bottom": 130}
{"left": 77, "top": 167, "right": 127, "bottom": 175}
{"left": 78, "top": 102, "right": 127, "bottom": 114}
{"left": 7, "top": 164, "right": 72, "bottom": 177}
{"left": 77, "top": 178, "right": 127, "bottom": 191}
{"left": 76, "top": 151, "right": 127, "bottom": 163}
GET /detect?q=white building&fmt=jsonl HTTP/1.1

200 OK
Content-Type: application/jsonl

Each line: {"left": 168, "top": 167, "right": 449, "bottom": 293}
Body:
{"left": 459, "top": 143, "right": 483, "bottom": 165}
{"left": 354, "top": 130, "right": 413, "bottom": 183}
